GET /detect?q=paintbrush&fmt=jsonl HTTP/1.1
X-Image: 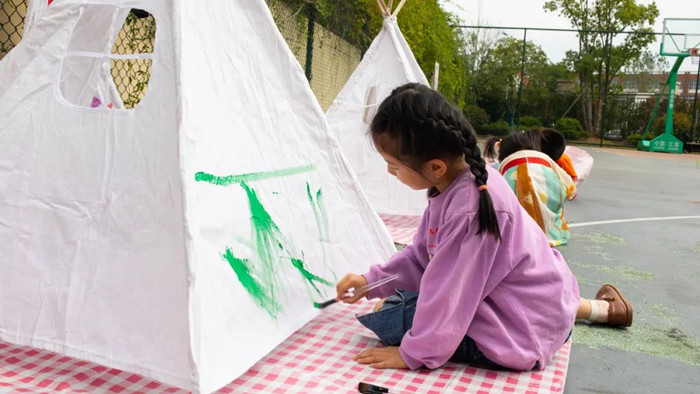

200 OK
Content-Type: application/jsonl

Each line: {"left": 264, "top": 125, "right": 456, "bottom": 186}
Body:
{"left": 313, "top": 274, "right": 399, "bottom": 309}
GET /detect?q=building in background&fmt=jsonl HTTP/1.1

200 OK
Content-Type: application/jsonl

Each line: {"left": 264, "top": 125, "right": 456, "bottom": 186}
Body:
{"left": 615, "top": 72, "right": 699, "bottom": 102}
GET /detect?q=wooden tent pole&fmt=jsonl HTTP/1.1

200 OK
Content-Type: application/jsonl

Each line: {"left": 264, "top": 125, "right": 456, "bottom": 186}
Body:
{"left": 376, "top": 0, "right": 390, "bottom": 18}
{"left": 392, "top": 0, "right": 407, "bottom": 16}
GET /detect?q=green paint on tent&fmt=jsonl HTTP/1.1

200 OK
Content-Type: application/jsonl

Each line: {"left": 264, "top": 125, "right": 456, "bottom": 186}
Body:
{"left": 198, "top": 167, "right": 335, "bottom": 319}
{"left": 195, "top": 164, "right": 316, "bottom": 186}
{"left": 306, "top": 182, "right": 332, "bottom": 280}
{"left": 693, "top": 242, "right": 700, "bottom": 253}
{"left": 316, "top": 189, "right": 329, "bottom": 239}
{"left": 291, "top": 257, "right": 333, "bottom": 293}
{"left": 306, "top": 182, "right": 329, "bottom": 242}
{"left": 240, "top": 181, "right": 285, "bottom": 307}
{"left": 223, "top": 248, "right": 280, "bottom": 318}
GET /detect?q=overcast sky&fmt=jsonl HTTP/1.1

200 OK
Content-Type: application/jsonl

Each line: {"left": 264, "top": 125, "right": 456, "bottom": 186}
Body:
{"left": 442, "top": 0, "right": 700, "bottom": 72}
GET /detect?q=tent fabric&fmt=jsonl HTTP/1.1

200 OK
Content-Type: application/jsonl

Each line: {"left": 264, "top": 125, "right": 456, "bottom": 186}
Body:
{"left": 564, "top": 146, "right": 594, "bottom": 185}
{"left": 326, "top": 16, "right": 430, "bottom": 216}
{"left": 22, "top": 0, "right": 49, "bottom": 34}
{"left": 0, "top": 1, "right": 395, "bottom": 392}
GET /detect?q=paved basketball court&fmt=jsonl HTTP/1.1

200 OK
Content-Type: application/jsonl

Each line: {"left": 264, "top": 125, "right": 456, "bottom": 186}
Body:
{"left": 561, "top": 147, "right": 700, "bottom": 393}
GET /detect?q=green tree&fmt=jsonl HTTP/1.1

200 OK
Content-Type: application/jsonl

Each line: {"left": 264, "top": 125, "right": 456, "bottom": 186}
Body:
{"left": 307, "top": 0, "right": 467, "bottom": 104}
{"left": 471, "top": 37, "right": 551, "bottom": 125}
{"left": 395, "top": 1, "right": 467, "bottom": 104}
{"left": 544, "top": 0, "right": 659, "bottom": 137}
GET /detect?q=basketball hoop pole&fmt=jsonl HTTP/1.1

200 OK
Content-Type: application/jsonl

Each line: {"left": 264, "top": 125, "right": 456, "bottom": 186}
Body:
{"left": 639, "top": 55, "right": 687, "bottom": 153}
{"left": 691, "top": 58, "right": 700, "bottom": 145}
{"left": 638, "top": 18, "right": 700, "bottom": 152}
{"left": 663, "top": 56, "right": 687, "bottom": 140}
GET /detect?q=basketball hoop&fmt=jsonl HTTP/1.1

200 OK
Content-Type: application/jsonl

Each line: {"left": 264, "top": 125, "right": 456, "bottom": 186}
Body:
{"left": 691, "top": 48, "right": 699, "bottom": 64}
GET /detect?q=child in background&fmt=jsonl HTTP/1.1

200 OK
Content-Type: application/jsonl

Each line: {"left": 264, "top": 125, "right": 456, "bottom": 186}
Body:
{"left": 335, "top": 84, "right": 631, "bottom": 373}
{"left": 536, "top": 128, "right": 578, "bottom": 182}
{"left": 484, "top": 130, "right": 575, "bottom": 246}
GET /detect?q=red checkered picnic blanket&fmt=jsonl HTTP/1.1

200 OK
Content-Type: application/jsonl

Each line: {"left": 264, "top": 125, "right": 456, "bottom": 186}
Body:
{"left": 379, "top": 214, "right": 422, "bottom": 245}
{"left": 0, "top": 301, "right": 570, "bottom": 393}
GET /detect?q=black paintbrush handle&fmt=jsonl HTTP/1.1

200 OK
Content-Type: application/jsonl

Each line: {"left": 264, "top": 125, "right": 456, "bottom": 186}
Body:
{"left": 314, "top": 298, "right": 339, "bottom": 309}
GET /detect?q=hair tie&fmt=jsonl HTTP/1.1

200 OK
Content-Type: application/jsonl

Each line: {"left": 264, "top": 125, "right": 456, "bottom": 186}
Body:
{"left": 478, "top": 185, "right": 488, "bottom": 191}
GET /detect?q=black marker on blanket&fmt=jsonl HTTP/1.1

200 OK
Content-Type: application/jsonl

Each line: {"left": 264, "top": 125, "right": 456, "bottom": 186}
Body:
{"left": 358, "top": 382, "right": 390, "bottom": 393}
{"left": 313, "top": 274, "right": 399, "bottom": 309}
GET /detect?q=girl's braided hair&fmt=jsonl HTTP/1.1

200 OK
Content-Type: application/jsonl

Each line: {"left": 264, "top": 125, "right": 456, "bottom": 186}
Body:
{"left": 370, "top": 83, "right": 500, "bottom": 240}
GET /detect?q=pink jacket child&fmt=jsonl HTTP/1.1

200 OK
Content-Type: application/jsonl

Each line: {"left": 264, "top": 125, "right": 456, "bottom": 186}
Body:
{"left": 335, "top": 83, "right": 580, "bottom": 372}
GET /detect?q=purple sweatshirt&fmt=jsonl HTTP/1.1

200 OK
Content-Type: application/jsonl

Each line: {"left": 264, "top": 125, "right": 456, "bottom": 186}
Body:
{"left": 363, "top": 166, "right": 579, "bottom": 371}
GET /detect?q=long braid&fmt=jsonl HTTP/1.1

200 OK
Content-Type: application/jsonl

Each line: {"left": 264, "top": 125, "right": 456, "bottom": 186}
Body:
{"left": 370, "top": 83, "right": 501, "bottom": 240}
{"left": 458, "top": 120, "right": 501, "bottom": 240}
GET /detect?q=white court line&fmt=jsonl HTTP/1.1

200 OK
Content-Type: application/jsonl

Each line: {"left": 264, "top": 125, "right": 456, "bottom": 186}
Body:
{"left": 569, "top": 215, "right": 700, "bottom": 228}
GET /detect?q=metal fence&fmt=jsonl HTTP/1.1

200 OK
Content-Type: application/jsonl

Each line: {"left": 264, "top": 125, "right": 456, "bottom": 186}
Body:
{"left": 110, "top": 10, "right": 156, "bottom": 109}
{"left": 457, "top": 24, "right": 700, "bottom": 147}
{"left": 0, "top": 0, "right": 26, "bottom": 60}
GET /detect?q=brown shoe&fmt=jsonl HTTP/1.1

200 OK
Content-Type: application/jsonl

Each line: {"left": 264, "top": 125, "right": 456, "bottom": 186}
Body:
{"left": 596, "top": 284, "right": 633, "bottom": 327}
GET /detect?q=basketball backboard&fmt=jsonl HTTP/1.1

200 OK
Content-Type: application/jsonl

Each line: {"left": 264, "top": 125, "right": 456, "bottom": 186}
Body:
{"left": 661, "top": 18, "right": 700, "bottom": 56}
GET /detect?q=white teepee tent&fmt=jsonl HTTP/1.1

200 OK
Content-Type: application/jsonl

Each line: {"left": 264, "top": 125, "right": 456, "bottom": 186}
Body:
{"left": 0, "top": 1, "right": 395, "bottom": 392}
{"left": 23, "top": 0, "right": 50, "bottom": 34}
{"left": 326, "top": 0, "right": 430, "bottom": 217}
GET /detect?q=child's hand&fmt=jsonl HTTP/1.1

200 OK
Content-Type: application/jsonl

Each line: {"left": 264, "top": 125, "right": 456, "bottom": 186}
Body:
{"left": 353, "top": 346, "right": 409, "bottom": 369}
{"left": 336, "top": 273, "right": 368, "bottom": 304}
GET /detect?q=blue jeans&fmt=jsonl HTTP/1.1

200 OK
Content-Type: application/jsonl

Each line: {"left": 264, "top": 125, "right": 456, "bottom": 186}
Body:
{"left": 355, "top": 290, "right": 503, "bottom": 369}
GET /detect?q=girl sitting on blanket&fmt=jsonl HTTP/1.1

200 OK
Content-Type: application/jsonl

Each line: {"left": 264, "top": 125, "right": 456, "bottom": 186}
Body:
{"left": 335, "top": 84, "right": 631, "bottom": 372}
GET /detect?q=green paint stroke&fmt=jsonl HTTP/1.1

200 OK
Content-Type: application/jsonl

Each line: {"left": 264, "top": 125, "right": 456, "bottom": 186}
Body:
{"left": 647, "top": 303, "right": 681, "bottom": 326}
{"left": 306, "top": 183, "right": 330, "bottom": 242}
{"left": 196, "top": 165, "right": 335, "bottom": 318}
{"left": 579, "top": 245, "right": 613, "bottom": 262}
{"left": 571, "top": 261, "right": 654, "bottom": 282}
{"left": 573, "top": 232, "right": 627, "bottom": 246}
{"left": 291, "top": 257, "right": 333, "bottom": 293}
{"left": 574, "top": 303, "right": 700, "bottom": 367}
{"left": 306, "top": 182, "right": 331, "bottom": 277}
{"left": 223, "top": 248, "right": 281, "bottom": 318}
{"left": 574, "top": 323, "right": 700, "bottom": 367}
{"left": 209, "top": 177, "right": 333, "bottom": 319}
{"left": 195, "top": 164, "right": 316, "bottom": 186}
{"left": 241, "top": 181, "right": 284, "bottom": 304}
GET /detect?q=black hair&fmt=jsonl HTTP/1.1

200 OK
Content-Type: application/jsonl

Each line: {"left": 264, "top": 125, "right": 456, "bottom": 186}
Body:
{"left": 496, "top": 131, "right": 541, "bottom": 162}
{"left": 369, "top": 83, "right": 500, "bottom": 240}
{"left": 483, "top": 136, "right": 500, "bottom": 161}
{"left": 533, "top": 128, "right": 566, "bottom": 161}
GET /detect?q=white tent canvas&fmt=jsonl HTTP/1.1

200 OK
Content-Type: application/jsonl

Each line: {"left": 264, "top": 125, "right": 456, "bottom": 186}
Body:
{"left": 23, "top": 0, "right": 51, "bottom": 34}
{"left": 0, "top": 1, "right": 395, "bottom": 392}
{"left": 326, "top": 13, "right": 429, "bottom": 217}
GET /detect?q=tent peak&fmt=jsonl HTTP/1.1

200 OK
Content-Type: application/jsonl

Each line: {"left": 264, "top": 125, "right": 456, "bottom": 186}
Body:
{"left": 377, "top": 0, "right": 407, "bottom": 19}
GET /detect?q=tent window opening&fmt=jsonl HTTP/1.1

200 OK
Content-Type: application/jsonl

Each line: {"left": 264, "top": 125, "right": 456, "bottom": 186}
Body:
{"left": 59, "top": 7, "right": 155, "bottom": 110}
